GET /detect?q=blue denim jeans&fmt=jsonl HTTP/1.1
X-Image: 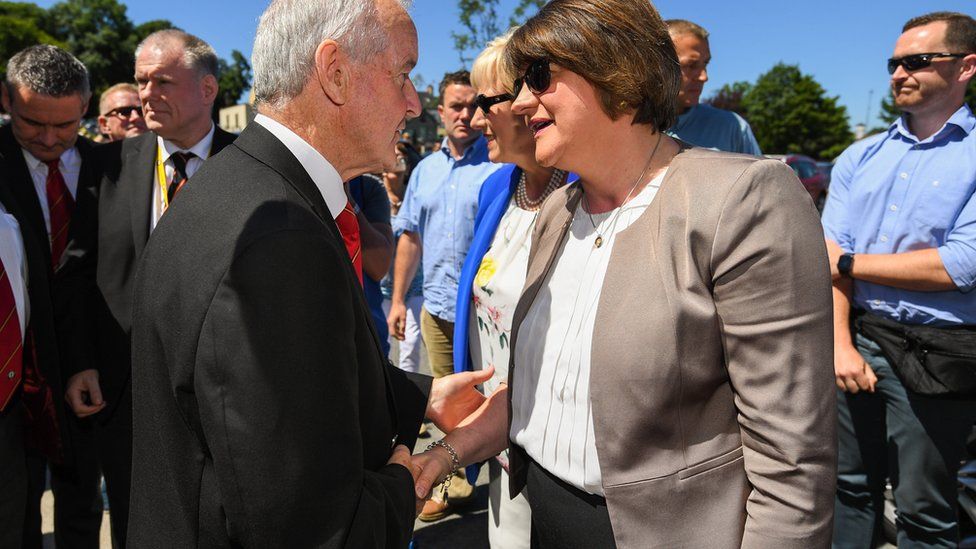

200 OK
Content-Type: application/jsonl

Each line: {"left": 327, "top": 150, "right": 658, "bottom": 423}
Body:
{"left": 833, "top": 334, "right": 976, "bottom": 548}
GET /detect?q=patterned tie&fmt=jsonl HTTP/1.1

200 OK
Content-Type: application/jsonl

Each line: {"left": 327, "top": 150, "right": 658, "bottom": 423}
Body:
{"left": 45, "top": 160, "right": 74, "bottom": 268}
{"left": 0, "top": 257, "right": 23, "bottom": 411}
{"left": 335, "top": 200, "right": 363, "bottom": 285}
{"left": 168, "top": 151, "right": 197, "bottom": 203}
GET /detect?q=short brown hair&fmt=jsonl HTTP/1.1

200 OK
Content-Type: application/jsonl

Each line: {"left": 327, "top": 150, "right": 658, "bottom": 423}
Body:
{"left": 98, "top": 82, "right": 139, "bottom": 115}
{"left": 439, "top": 70, "right": 473, "bottom": 104}
{"left": 903, "top": 12, "right": 976, "bottom": 54}
{"left": 504, "top": 0, "right": 679, "bottom": 131}
{"left": 666, "top": 19, "right": 709, "bottom": 41}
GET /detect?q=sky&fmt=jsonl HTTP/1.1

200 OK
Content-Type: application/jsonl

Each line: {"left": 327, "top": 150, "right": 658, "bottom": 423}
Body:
{"left": 33, "top": 0, "right": 976, "bottom": 129}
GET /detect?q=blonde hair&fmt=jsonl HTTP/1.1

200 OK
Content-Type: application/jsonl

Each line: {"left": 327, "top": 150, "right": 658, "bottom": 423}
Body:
{"left": 99, "top": 82, "right": 139, "bottom": 115}
{"left": 470, "top": 28, "right": 518, "bottom": 94}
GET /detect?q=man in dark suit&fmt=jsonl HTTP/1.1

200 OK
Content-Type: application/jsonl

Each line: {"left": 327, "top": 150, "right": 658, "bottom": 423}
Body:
{"left": 0, "top": 44, "right": 103, "bottom": 549}
{"left": 63, "top": 30, "right": 235, "bottom": 546}
{"left": 127, "top": 0, "right": 492, "bottom": 546}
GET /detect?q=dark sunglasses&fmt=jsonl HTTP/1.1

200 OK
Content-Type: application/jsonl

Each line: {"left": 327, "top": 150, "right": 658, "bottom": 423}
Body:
{"left": 105, "top": 105, "right": 142, "bottom": 118}
{"left": 513, "top": 59, "right": 551, "bottom": 97}
{"left": 887, "top": 52, "right": 967, "bottom": 75}
{"left": 474, "top": 93, "right": 514, "bottom": 114}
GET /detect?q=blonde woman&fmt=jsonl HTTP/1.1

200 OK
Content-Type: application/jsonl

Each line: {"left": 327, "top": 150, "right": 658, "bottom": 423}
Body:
{"left": 450, "top": 30, "right": 574, "bottom": 545}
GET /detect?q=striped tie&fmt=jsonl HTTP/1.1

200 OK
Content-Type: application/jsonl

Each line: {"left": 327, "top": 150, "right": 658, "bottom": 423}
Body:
{"left": 168, "top": 151, "right": 196, "bottom": 203}
{"left": 45, "top": 160, "right": 74, "bottom": 268}
{"left": 335, "top": 200, "right": 363, "bottom": 285}
{"left": 0, "top": 258, "right": 23, "bottom": 411}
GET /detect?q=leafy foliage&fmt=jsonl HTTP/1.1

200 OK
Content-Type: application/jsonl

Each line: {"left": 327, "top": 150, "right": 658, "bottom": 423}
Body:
{"left": 705, "top": 81, "right": 751, "bottom": 117}
{"left": 739, "top": 63, "right": 853, "bottom": 160}
{"left": 452, "top": 0, "right": 545, "bottom": 66}
{"left": 0, "top": 0, "right": 251, "bottom": 117}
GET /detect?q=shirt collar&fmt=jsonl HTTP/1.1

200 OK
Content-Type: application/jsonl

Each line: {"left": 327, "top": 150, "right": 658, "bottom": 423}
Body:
{"left": 157, "top": 123, "right": 215, "bottom": 162}
{"left": 253, "top": 113, "right": 346, "bottom": 219}
{"left": 891, "top": 104, "right": 975, "bottom": 143}
{"left": 438, "top": 135, "right": 488, "bottom": 163}
{"left": 21, "top": 145, "right": 79, "bottom": 172}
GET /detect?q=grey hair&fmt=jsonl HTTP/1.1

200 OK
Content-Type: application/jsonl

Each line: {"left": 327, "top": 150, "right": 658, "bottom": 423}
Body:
{"left": 136, "top": 29, "right": 219, "bottom": 78}
{"left": 5, "top": 44, "right": 90, "bottom": 100}
{"left": 252, "top": 0, "right": 412, "bottom": 109}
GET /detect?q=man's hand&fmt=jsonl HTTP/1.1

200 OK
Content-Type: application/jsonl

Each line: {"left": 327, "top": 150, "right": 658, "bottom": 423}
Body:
{"left": 387, "top": 300, "right": 407, "bottom": 341}
{"left": 835, "top": 343, "right": 877, "bottom": 393}
{"left": 825, "top": 238, "right": 843, "bottom": 282}
{"left": 412, "top": 445, "right": 454, "bottom": 505}
{"left": 64, "top": 369, "right": 106, "bottom": 417}
{"left": 386, "top": 445, "right": 426, "bottom": 515}
{"left": 426, "top": 366, "right": 494, "bottom": 433}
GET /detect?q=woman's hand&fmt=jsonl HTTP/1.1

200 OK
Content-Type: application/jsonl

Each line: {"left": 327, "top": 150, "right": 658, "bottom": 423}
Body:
{"left": 412, "top": 444, "right": 456, "bottom": 502}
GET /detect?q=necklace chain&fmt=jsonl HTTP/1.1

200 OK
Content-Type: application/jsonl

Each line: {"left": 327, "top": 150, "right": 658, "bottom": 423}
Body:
{"left": 516, "top": 168, "right": 566, "bottom": 211}
{"left": 582, "top": 133, "right": 664, "bottom": 249}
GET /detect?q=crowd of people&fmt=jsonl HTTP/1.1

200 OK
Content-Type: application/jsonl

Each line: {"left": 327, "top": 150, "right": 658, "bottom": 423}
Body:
{"left": 0, "top": 0, "right": 973, "bottom": 548}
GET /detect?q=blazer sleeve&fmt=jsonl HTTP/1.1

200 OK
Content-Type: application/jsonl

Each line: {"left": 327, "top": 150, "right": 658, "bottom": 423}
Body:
{"left": 708, "top": 160, "right": 837, "bottom": 548}
{"left": 196, "top": 228, "right": 416, "bottom": 548}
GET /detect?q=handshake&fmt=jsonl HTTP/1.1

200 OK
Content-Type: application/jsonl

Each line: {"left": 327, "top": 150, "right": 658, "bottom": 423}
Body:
{"left": 385, "top": 365, "right": 510, "bottom": 515}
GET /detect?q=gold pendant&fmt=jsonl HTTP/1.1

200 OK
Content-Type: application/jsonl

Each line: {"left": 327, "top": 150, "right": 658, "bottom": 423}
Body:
{"left": 594, "top": 235, "right": 604, "bottom": 248}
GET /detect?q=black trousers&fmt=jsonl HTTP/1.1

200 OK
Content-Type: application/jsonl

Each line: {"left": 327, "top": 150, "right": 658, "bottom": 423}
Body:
{"left": 96, "top": 383, "right": 132, "bottom": 549}
{"left": 525, "top": 458, "right": 616, "bottom": 549}
{"left": 24, "top": 415, "right": 102, "bottom": 549}
{"left": 0, "top": 396, "right": 27, "bottom": 549}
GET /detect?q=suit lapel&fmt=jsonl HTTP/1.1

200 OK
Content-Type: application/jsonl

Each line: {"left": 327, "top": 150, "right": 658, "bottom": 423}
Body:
{"left": 0, "top": 127, "right": 52, "bottom": 266}
{"left": 233, "top": 122, "right": 402, "bottom": 432}
{"left": 127, "top": 132, "right": 156, "bottom": 253}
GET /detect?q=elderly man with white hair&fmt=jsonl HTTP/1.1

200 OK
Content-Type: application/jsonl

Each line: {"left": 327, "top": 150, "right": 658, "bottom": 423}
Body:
{"left": 125, "top": 1, "right": 491, "bottom": 547}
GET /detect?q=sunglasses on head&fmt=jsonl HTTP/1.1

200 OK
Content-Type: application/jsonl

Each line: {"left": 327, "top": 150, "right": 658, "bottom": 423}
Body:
{"left": 105, "top": 105, "right": 143, "bottom": 118}
{"left": 474, "top": 93, "right": 514, "bottom": 115}
{"left": 513, "top": 59, "right": 551, "bottom": 97}
{"left": 887, "top": 52, "right": 967, "bottom": 75}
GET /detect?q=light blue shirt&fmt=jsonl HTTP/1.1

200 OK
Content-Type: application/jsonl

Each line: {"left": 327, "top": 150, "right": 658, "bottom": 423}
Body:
{"left": 821, "top": 104, "right": 976, "bottom": 326}
{"left": 667, "top": 103, "right": 762, "bottom": 155}
{"left": 392, "top": 136, "right": 501, "bottom": 322}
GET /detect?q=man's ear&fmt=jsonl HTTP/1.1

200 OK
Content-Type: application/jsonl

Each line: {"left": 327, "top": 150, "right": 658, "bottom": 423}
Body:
{"left": 959, "top": 53, "right": 976, "bottom": 83}
{"left": 200, "top": 74, "right": 219, "bottom": 105}
{"left": 314, "top": 39, "right": 348, "bottom": 105}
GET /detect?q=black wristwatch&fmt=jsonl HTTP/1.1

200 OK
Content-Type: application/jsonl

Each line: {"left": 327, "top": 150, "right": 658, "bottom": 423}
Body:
{"left": 838, "top": 253, "right": 855, "bottom": 278}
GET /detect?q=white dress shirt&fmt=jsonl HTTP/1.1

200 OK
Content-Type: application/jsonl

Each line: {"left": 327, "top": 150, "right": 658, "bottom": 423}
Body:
{"left": 511, "top": 170, "right": 667, "bottom": 496}
{"left": 150, "top": 124, "right": 216, "bottom": 231}
{"left": 0, "top": 201, "right": 29, "bottom": 338}
{"left": 21, "top": 147, "right": 81, "bottom": 237}
{"left": 252, "top": 114, "right": 347, "bottom": 219}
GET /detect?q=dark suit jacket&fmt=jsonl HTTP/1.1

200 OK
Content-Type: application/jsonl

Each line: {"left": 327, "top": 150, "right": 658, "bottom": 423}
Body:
{"left": 509, "top": 147, "right": 836, "bottom": 548}
{"left": 127, "top": 122, "right": 431, "bottom": 548}
{"left": 0, "top": 125, "right": 98, "bottom": 465}
{"left": 92, "top": 128, "right": 236, "bottom": 420}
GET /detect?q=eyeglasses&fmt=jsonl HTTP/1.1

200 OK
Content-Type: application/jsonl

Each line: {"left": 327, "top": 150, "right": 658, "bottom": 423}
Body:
{"left": 104, "top": 105, "right": 143, "bottom": 118}
{"left": 513, "top": 59, "right": 551, "bottom": 97}
{"left": 474, "top": 93, "right": 514, "bottom": 115}
{"left": 887, "top": 53, "right": 967, "bottom": 75}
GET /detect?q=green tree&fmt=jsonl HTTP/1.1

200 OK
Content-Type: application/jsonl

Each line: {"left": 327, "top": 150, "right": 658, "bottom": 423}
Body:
{"left": 0, "top": 2, "right": 62, "bottom": 77}
{"left": 452, "top": 0, "right": 545, "bottom": 66}
{"left": 705, "top": 81, "right": 751, "bottom": 118}
{"left": 740, "top": 63, "right": 853, "bottom": 160}
{"left": 214, "top": 49, "right": 251, "bottom": 117}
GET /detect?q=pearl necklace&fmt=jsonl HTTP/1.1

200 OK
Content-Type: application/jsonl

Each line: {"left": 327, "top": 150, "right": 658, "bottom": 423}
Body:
{"left": 515, "top": 168, "right": 566, "bottom": 211}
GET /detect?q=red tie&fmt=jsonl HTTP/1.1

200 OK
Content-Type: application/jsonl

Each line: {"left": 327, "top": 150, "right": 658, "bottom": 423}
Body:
{"left": 335, "top": 201, "right": 363, "bottom": 285}
{"left": 45, "top": 160, "right": 74, "bottom": 267}
{"left": 0, "top": 258, "right": 23, "bottom": 411}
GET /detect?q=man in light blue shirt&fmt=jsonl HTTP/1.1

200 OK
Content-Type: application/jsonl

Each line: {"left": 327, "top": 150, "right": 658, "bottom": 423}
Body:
{"left": 821, "top": 11, "right": 976, "bottom": 547}
{"left": 389, "top": 71, "right": 500, "bottom": 372}
{"left": 664, "top": 19, "right": 762, "bottom": 155}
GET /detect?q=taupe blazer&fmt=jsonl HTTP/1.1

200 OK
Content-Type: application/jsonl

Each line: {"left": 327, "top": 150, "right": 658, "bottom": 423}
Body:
{"left": 508, "top": 146, "right": 837, "bottom": 548}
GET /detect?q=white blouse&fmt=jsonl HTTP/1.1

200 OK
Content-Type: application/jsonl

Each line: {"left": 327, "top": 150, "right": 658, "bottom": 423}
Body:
{"left": 510, "top": 170, "right": 666, "bottom": 495}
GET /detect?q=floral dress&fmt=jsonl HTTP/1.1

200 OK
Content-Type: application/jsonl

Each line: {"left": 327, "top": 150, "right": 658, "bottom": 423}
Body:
{"left": 469, "top": 200, "right": 538, "bottom": 400}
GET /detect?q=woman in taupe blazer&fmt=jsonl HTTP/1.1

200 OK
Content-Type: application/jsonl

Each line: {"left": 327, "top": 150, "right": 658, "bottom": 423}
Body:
{"left": 415, "top": 1, "right": 837, "bottom": 547}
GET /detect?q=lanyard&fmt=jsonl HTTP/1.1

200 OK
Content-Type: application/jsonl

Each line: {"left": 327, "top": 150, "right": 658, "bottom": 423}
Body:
{"left": 156, "top": 145, "right": 172, "bottom": 210}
